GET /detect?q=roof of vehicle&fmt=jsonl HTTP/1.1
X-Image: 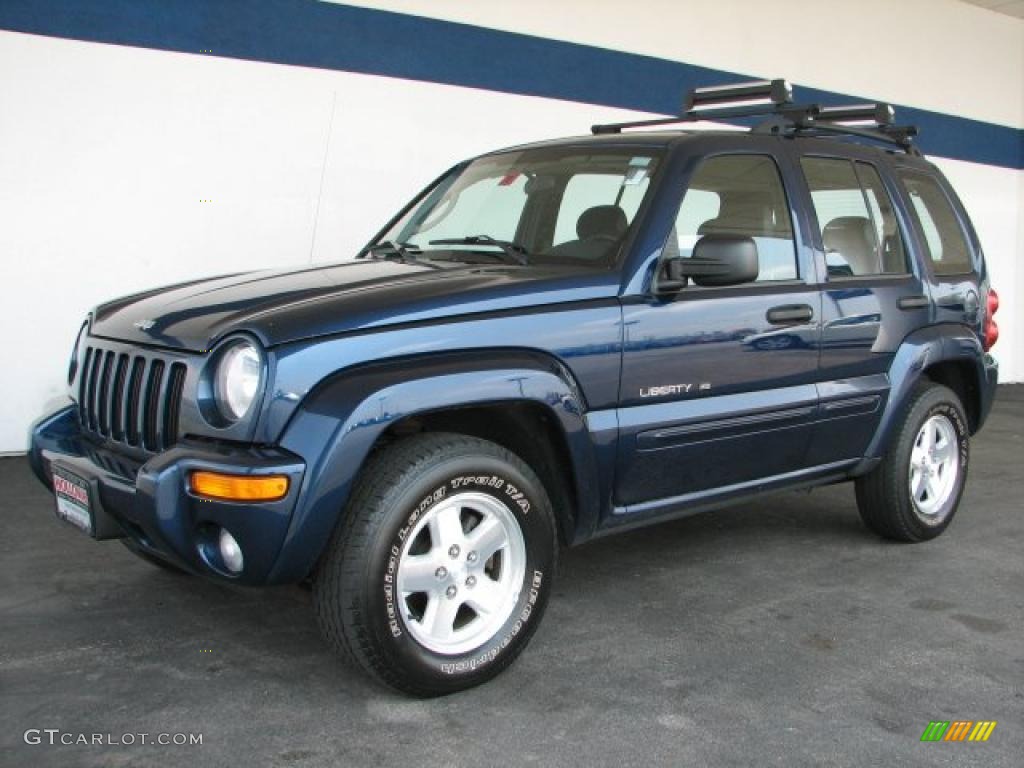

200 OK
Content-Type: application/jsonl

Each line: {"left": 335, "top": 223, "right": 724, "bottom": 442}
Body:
{"left": 489, "top": 130, "right": 720, "bottom": 153}
{"left": 485, "top": 128, "right": 931, "bottom": 169}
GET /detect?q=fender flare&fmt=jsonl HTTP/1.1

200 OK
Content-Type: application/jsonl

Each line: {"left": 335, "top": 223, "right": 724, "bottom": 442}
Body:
{"left": 266, "top": 351, "right": 604, "bottom": 583}
{"left": 860, "top": 323, "right": 988, "bottom": 465}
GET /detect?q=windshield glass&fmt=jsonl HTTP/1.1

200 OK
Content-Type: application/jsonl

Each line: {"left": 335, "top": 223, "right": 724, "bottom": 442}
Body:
{"left": 375, "top": 147, "right": 662, "bottom": 266}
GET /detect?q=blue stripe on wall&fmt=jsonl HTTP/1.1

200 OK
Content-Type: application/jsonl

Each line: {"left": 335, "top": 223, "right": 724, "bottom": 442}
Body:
{"left": 2, "top": 0, "right": 1021, "bottom": 169}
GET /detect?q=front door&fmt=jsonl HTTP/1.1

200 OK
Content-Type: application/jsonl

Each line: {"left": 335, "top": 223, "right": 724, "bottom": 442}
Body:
{"left": 615, "top": 150, "right": 821, "bottom": 512}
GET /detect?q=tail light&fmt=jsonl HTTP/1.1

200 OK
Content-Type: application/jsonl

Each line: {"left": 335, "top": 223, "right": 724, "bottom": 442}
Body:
{"left": 983, "top": 288, "right": 999, "bottom": 351}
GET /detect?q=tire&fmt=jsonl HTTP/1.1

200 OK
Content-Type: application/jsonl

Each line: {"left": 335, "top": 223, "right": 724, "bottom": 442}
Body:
{"left": 855, "top": 382, "right": 969, "bottom": 542}
{"left": 120, "top": 539, "right": 187, "bottom": 574}
{"left": 314, "top": 432, "right": 558, "bottom": 696}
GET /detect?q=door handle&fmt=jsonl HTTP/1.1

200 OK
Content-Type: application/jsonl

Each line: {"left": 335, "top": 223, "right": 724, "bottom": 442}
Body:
{"left": 936, "top": 293, "right": 966, "bottom": 309}
{"left": 766, "top": 304, "right": 813, "bottom": 324}
{"left": 898, "top": 294, "right": 929, "bottom": 310}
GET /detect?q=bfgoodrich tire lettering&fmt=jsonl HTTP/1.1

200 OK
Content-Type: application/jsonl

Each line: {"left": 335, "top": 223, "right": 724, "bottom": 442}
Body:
{"left": 314, "top": 433, "right": 557, "bottom": 696}
{"left": 855, "top": 382, "right": 969, "bottom": 542}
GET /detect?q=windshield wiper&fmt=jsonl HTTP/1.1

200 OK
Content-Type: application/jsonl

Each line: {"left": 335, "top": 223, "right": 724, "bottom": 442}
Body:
{"left": 363, "top": 240, "right": 426, "bottom": 263}
{"left": 428, "top": 235, "right": 530, "bottom": 265}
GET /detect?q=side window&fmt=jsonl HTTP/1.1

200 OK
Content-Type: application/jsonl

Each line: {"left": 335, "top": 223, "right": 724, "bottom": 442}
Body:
{"left": 801, "top": 157, "right": 907, "bottom": 278}
{"left": 670, "top": 155, "right": 797, "bottom": 282}
{"left": 855, "top": 163, "right": 908, "bottom": 274}
{"left": 553, "top": 172, "right": 650, "bottom": 245}
{"left": 898, "top": 171, "right": 974, "bottom": 275}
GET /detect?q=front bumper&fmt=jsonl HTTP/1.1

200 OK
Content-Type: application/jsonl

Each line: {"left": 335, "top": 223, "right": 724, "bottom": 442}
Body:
{"left": 29, "top": 404, "right": 306, "bottom": 584}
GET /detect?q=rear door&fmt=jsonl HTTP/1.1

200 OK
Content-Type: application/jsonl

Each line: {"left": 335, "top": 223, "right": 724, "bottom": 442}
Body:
{"left": 791, "top": 149, "right": 930, "bottom": 463}
{"left": 615, "top": 142, "right": 821, "bottom": 511}
{"left": 895, "top": 168, "right": 983, "bottom": 333}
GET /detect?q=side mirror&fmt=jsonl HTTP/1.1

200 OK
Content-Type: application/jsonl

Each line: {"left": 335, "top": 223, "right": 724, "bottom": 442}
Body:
{"left": 658, "top": 235, "right": 759, "bottom": 292}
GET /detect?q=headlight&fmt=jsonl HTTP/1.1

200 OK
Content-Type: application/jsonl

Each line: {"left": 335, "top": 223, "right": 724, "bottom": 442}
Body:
{"left": 214, "top": 340, "right": 262, "bottom": 421}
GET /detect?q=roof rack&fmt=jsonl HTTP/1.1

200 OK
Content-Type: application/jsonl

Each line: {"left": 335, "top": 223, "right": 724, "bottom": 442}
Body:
{"left": 590, "top": 78, "right": 920, "bottom": 155}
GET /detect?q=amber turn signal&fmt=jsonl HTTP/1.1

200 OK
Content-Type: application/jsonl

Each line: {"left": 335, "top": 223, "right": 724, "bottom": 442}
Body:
{"left": 190, "top": 471, "right": 289, "bottom": 502}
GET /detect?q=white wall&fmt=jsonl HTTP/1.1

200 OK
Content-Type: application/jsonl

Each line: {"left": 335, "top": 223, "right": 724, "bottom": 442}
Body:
{"left": 0, "top": 0, "right": 1021, "bottom": 453}
{"left": 350, "top": 0, "right": 1024, "bottom": 126}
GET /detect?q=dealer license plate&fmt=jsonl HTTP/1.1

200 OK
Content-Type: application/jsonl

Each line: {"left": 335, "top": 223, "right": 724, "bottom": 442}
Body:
{"left": 52, "top": 465, "right": 94, "bottom": 536}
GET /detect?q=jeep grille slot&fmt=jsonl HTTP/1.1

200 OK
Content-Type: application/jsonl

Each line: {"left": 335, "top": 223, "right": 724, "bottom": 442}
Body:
{"left": 109, "top": 354, "right": 130, "bottom": 441}
{"left": 142, "top": 359, "right": 165, "bottom": 451}
{"left": 77, "top": 346, "right": 93, "bottom": 429}
{"left": 126, "top": 356, "right": 145, "bottom": 445}
{"left": 84, "top": 348, "right": 102, "bottom": 431}
{"left": 163, "top": 363, "right": 187, "bottom": 446}
{"left": 96, "top": 351, "right": 115, "bottom": 435}
{"left": 78, "top": 345, "right": 186, "bottom": 454}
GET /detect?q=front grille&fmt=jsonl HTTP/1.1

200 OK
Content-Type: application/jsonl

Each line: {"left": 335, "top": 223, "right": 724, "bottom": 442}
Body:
{"left": 78, "top": 345, "right": 187, "bottom": 453}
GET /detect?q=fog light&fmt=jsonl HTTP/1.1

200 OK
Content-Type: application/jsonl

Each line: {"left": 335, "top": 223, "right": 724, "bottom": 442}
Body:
{"left": 218, "top": 528, "right": 244, "bottom": 574}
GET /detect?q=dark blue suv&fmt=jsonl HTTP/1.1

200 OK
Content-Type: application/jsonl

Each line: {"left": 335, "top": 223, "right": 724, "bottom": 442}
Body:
{"left": 30, "top": 80, "right": 1000, "bottom": 695}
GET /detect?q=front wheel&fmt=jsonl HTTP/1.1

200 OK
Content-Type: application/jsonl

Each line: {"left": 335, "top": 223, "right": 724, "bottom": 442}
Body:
{"left": 855, "top": 382, "right": 969, "bottom": 542}
{"left": 314, "top": 433, "right": 557, "bottom": 696}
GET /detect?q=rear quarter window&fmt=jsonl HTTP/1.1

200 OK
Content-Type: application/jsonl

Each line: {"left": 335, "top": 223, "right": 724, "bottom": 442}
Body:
{"left": 898, "top": 171, "right": 974, "bottom": 276}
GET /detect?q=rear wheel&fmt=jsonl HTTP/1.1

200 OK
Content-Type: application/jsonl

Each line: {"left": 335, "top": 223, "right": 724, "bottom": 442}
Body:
{"left": 314, "top": 433, "right": 557, "bottom": 696}
{"left": 855, "top": 382, "right": 969, "bottom": 542}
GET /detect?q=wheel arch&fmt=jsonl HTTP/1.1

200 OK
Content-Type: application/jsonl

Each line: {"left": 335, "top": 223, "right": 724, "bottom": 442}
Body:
{"left": 921, "top": 359, "right": 981, "bottom": 433}
{"left": 863, "top": 323, "right": 989, "bottom": 465}
{"left": 267, "top": 350, "right": 608, "bottom": 583}
{"left": 376, "top": 401, "right": 580, "bottom": 545}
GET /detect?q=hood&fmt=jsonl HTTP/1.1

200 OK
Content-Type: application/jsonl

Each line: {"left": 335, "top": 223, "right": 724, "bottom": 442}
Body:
{"left": 89, "top": 258, "right": 620, "bottom": 351}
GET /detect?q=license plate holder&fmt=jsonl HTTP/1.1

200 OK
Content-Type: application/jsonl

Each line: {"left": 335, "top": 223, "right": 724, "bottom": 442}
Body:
{"left": 52, "top": 464, "right": 95, "bottom": 536}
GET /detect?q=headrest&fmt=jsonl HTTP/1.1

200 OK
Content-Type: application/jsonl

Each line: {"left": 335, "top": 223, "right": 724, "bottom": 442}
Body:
{"left": 697, "top": 191, "right": 787, "bottom": 238}
{"left": 698, "top": 217, "right": 734, "bottom": 236}
{"left": 822, "top": 216, "right": 878, "bottom": 275}
{"left": 577, "top": 205, "right": 627, "bottom": 240}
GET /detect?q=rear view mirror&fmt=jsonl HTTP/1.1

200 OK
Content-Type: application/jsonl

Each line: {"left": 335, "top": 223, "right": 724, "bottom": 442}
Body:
{"left": 658, "top": 235, "right": 759, "bottom": 292}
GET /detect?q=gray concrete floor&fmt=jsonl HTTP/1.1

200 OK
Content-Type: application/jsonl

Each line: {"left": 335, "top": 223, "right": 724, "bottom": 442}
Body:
{"left": 2, "top": 387, "right": 1022, "bottom": 768}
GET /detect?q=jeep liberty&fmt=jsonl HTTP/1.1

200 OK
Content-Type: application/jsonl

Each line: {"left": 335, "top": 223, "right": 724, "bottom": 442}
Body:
{"left": 30, "top": 80, "right": 1000, "bottom": 695}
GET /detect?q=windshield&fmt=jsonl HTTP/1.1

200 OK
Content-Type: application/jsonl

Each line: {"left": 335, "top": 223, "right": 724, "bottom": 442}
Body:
{"left": 372, "top": 147, "right": 662, "bottom": 266}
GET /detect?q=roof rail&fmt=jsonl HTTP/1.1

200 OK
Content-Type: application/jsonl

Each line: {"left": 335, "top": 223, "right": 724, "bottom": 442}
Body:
{"left": 590, "top": 78, "right": 920, "bottom": 155}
